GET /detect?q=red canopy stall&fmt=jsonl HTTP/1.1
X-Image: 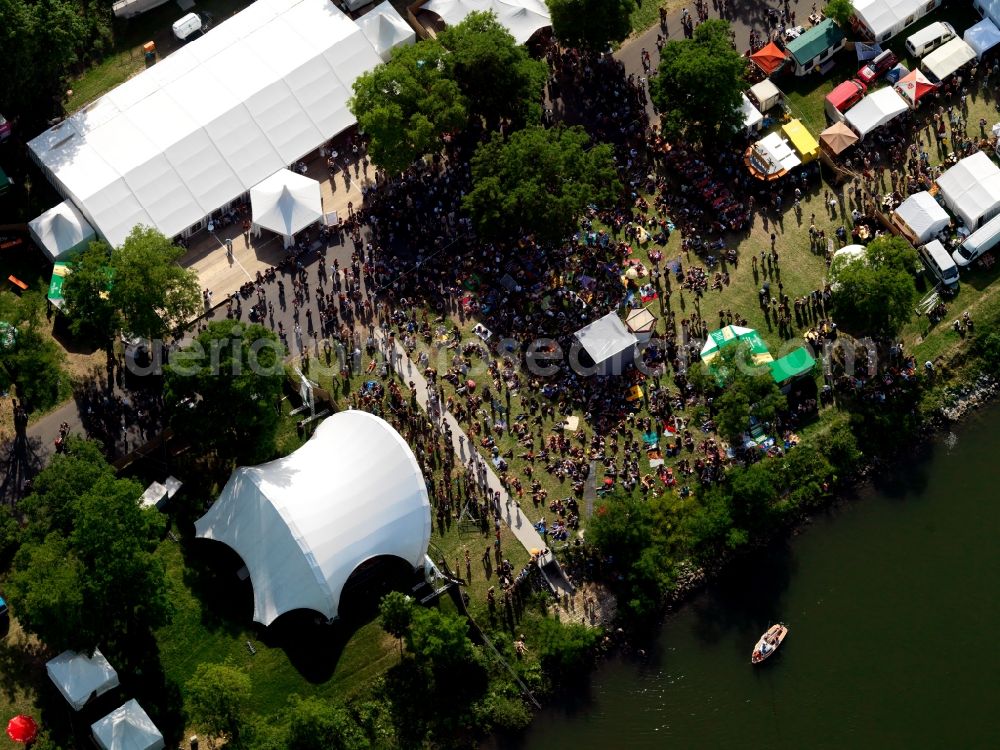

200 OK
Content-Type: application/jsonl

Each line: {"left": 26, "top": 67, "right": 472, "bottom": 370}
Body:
{"left": 750, "top": 42, "right": 788, "bottom": 75}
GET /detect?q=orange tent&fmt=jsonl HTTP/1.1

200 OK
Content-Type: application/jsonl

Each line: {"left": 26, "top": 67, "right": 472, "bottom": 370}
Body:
{"left": 750, "top": 42, "right": 788, "bottom": 75}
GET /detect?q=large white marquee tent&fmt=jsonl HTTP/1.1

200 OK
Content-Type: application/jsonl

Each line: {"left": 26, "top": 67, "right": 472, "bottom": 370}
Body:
{"left": 421, "top": 0, "right": 551, "bottom": 44}
{"left": 892, "top": 191, "right": 950, "bottom": 244}
{"left": 852, "top": 0, "right": 941, "bottom": 41}
{"left": 27, "top": 0, "right": 386, "bottom": 249}
{"left": 845, "top": 87, "right": 908, "bottom": 138}
{"left": 936, "top": 151, "right": 1000, "bottom": 230}
{"left": 250, "top": 168, "right": 323, "bottom": 248}
{"left": 46, "top": 648, "right": 120, "bottom": 711}
{"left": 359, "top": 1, "right": 417, "bottom": 61}
{"left": 195, "top": 411, "right": 431, "bottom": 626}
{"left": 91, "top": 700, "right": 164, "bottom": 750}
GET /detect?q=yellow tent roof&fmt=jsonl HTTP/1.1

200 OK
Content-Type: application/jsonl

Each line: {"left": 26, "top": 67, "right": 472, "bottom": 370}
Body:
{"left": 781, "top": 119, "right": 819, "bottom": 163}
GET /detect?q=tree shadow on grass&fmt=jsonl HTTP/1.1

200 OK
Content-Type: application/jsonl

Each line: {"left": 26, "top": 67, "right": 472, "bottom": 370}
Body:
{"left": 180, "top": 538, "right": 255, "bottom": 637}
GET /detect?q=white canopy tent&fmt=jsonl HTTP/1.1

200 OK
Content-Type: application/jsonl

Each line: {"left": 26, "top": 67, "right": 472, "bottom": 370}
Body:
{"left": 91, "top": 700, "right": 165, "bottom": 750}
{"left": 741, "top": 94, "right": 764, "bottom": 133}
{"left": 574, "top": 312, "right": 637, "bottom": 375}
{"left": 250, "top": 169, "right": 323, "bottom": 248}
{"left": 755, "top": 131, "right": 802, "bottom": 174}
{"left": 964, "top": 17, "right": 1000, "bottom": 58}
{"left": 358, "top": 1, "right": 416, "bottom": 61}
{"left": 421, "top": 0, "right": 551, "bottom": 44}
{"left": 892, "top": 191, "right": 950, "bottom": 243}
{"left": 852, "top": 0, "right": 941, "bottom": 41}
{"left": 922, "top": 38, "right": 976, "bottom": 83}
{"left": 28, "top": 0, "right": 382, "bottom": 249}
{"left": 845, "top": 87, "right": 908, "bottom": 138}
{"left": 748, "top": 79, "right": 781, "bottom": 111}
{"left": 936, "top": 151, "right": 1000, "bottom": 229}
{"left": 195, "top": 411, "right": 431, "bottom": 626}
{"left": 28, "top": 200, "right": 96, "bottom": 261}
{"left": 46, "top": 649, "right": 119, "bottom": 711}
{"left": 975, "top": 0, "right": 1000, "bottom": 28}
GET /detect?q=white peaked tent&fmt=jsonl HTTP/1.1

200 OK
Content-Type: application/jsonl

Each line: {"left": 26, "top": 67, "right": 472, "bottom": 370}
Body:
{"left": 358, "top": 2, "right": 416, "bottom": 61}
{"left": 852, "top": 0, "right": 940, "bottom": 40}
{"left": 46, "top": 649, "right": 120, "bottom": 711}
{"left": 574, "top": 312, "right": 637, "bottom": 375}
{"left": 28, "top": 0, "right": 382, "bottom": 248}
{"left": 964, "top": 17, "right": 1000, "bottom": 58}
{"left": 936, "top": 151, "right": 1000, "bottom": 229}
{"left": 892, "top": 191, "right": 950, "bottom": 243}
{"left": 196, "top": 411, "right": 431, "bottom": 626}
{"left": 91, "top": 700, "right": 164, "bottom": 750}
{"left": 28, "top": 201, "right": 97, "bottom": 261}
{"left": 421, "top": 0, "right": 551, "bottom": 44}
{"left": 741, "top": 94, "right": 764, "bottom": 133}
{"left": 845, "top": 87, "right": 908, "bottom": 138}
{"left": 250, "top": 169, "right": 323, "bottom": 248}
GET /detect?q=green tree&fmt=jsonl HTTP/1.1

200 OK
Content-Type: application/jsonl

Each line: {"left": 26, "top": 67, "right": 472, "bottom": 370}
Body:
{"left": 547, "top": 0, "right": 633, "bottom": 50}
{"left": 779, "top": 444, "right": 833, "bottom": 510}
{"left": 61, "top": 241, "right": 119, "bottom": 351}
{"left": 463, "top": 125, "right": 620, "bottom": 242}
{"left": 287, "top": 696, "right": 370, "bottom": 750}
{"left": 711, "top": 349, "right": 787, "bottom": 444}
{"left": 649, "top": 20, "right": 748, "bottom": 145}
{"left": 350, "top": 41, "right": 468, "bottom": 174}
{"left": 728, "top": 460, "right": 779, "bottom": 535}
{"left": 165, "top": 320, "right": 284, "bottom": 466}
{"left": 185, "top": 663, "right": 252, "bottom": 746}
{"left": 110, "top": 226, "right": 200, "bottom": 342}
{"left": 0, "top": 292, "right": 66, "bottom": 413}
{"left": 831, "top": 235, "right": 918, "bottom": 336}
{"left": 824, "top": 418, "right": 862, "bottom": 476}
{"left": 438, "top": 12, "right": 547, "bottom": 129}
{"left": 378, "top": 591, "right": 415, "bottom": 657}
{"left": 823, "top": 0, "right": 855, "bottom": 27}
{"left": 534, "top": 618, "right": 600, "bottom": 676}
{"left": 405, "top": 607, "right": 474, "bottom": 669}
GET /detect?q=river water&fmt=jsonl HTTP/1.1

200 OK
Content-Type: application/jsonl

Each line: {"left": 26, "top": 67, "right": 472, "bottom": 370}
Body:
{"left": 513, "top": 404, "right": 1000, "bottom": 750}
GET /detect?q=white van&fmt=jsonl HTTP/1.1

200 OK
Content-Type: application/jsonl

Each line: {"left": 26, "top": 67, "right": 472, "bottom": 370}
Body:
{"left": 906, "top": 22, "right": 956, "bottom": 58}
{"left": 172, "top": 13, "right": 202, "bottom": 42}
{"left": 952, "top": 213, "right": 1000, "bottom": 267}
{"left": 920, "top": 240, "right": 960, "bottom": 289}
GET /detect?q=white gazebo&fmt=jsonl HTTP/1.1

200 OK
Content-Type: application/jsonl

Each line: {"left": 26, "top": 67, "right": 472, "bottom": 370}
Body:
{"left": 892, "top": 191, "right": 950, "bottom": 244}
{"left": 936, "top": 151, "right": 1000, "bottom": 230}
{"left": 195, "top": 411, "right": 431, "bottom": 626}
{"left": 845, "top": 88, "right": 908, "bottom": 138}
{"left": 91, "top": 700, "right": 165, "bottom": 750}
{"left": 28, "top": 201, "right": 97, "bottom": 261}
{"left": 250, "top": 169, "right": 323, "bottom": 248}
{"left": 358, "top": 1, "right": 417, "bottom": 61}
{"left": 573, "top": 312, "right": 637, "bottom": 376}
{"left": 46, "top": 649, "right": 119, "bottom": 711}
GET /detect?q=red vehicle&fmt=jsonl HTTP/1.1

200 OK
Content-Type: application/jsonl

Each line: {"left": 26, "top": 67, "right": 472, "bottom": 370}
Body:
{"left": 857, "top": 49, "right": 897, "bottom": 85}
{"left": 0, "top": 113, "right": 12, "bottom": 142}
{"left": 826, "top": 79, "right": 867, "bottom": 116}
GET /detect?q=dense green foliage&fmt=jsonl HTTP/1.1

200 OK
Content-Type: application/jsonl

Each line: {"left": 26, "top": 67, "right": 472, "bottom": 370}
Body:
{"left": 0, "top": 0, "right": 113, "bottom": 127}
{"left": 186, "top": 663, "right": 253, "bottom": 746}
{"left": 464, "top": 125, "right": 620, "bottom": 241}
{"left": 60, "top": 241, "right": 119, "bottom": 347}
{"left": 379, "top": 591, "right": 415, "bottom": 657}
{"left": 165, "top": 320, "right": 284, "bottom": 466}
{"left": 830, "top": 235, "right": 918, "bottom": 336}
{"left": 547, "top": 0, "right": 634, "bottom": 50}
{"left": 286, "top": 695, "right": 371, "bottom": 750}
{"left": 649, "top": 20, "right": 747, "bottom": 146}
{"left": 711, "top": 350, "right": 788, "bottom": 443}
{"left": 533, "top": 617, "right": 600, "bottom": 676}
{"left": 6, "top": 438, "right": 170, "bottom": 659}
{"left": 824, "top": 0, "right": 855, "bottom": 27}
{"left": 0, "top": 292, "right": 66, "bottom": 413}
{"left": 438, "top": 12, "right": 548, "bottom": 129}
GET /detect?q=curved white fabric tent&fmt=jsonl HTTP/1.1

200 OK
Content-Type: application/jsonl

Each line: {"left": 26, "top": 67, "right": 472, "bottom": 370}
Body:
{"left": 250, "top": 169, "right": 323, "bottom": 248}
{"left": 936, "top": 151, "right": 1000, "bottom": 230}
{"left": 28, "top": 200, "right": 96, "bottom": 261}
{"left": 845, "top": 88, "right": 908, "bottom": 138}
{"left": 195, "top": 411, "right": 431, "bottom": 626}
{"left": 892, "top": 191, "right": 950, "bottom": 243}
{"left": 359, "top": 1, "right": 417, "bottom": 61}
{"left": 46, "top": 649, "right": 119, "bottom": 711}
{"left": 28, "top": 0, "right": 382, "bottom": 248}
{"left": 421, "top": 0, "right": 551, "bottom": 44}
{"left": 91, "top": 700, "right": 164, "bottom": 750}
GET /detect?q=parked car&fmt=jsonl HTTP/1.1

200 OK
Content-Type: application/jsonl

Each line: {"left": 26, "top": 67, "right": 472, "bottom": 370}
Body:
{"left": 906, "top": 22, "right": 956, "bottom": 58}
{"left": 0, "top": 114, "right": 12, "bottom": 142}
{"left": 857, "top": 49, "right": 898, "bottom": 85}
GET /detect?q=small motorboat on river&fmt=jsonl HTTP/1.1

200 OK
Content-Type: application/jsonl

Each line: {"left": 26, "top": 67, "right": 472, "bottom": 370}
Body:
{"left": 751, "top": 623, "right": 788, "bottom": 664}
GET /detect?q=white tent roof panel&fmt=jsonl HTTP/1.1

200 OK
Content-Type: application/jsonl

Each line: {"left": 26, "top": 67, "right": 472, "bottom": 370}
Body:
{"left": 47, "top": 648, "right": 119, "bottom": 711}
{"left": 853, "top": 0, "right": 927, "bottom": 38}
{"left": 195, "top": 411, "right": 431, "bottom": 626}
{"left": 964, "top": 17, "right": 1000, "bottom": 58}
{"left": 741, "top": 94, "right": 763, "bottom": 130}
{"left": 845, "top": 87, "right": 908, "bottom": 137}
{"left": 359, "top": 1, "right": 417, "bottom": 61}
{"left": 422, "top": 0, "right": 551, "bottom": 44}
{"left": 936, "top": 151, "right": 1000, "bottom": 229}
{"left": 29, "top": 200, "right": 97, "bottom": 261}
{"left": 27, "top": 0, "right": 383, "bottom": 247}
{"left": 892, "top": 191, "right": 950, "bottom": 243}
{"left": 92, "top": 700, "right": 164, "bottom": 750}
{"left": 922, "top": 38, "right": 976, "bottom": 81}
{"left": 575, "top": 312, "right": 638, "bottom": 365}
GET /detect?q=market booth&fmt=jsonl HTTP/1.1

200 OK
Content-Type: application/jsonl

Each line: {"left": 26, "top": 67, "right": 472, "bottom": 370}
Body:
{"left": 922, "top": 38, "right": 976, "bottom": 83}
{"left": 891, "top": 191, "right": 950, "bottom": 244}
{"left": 936, "top": 151, "right": 1000, "bottom": 230}
{"left": 746, "top": 132, "right": 801, "bottom": 180}
{"left": 574, "top": 312, "right": 637, "bottom": 375}
{"left": 819, "top": 121, "right": 859, "bottom": 155}
{"left": 852, "top": 0, "right": 941, "bottom": 42}
{"left": 250, "top": 169, "right": 324, "bottom": 249}
{"left": 894, "top": 69, "right": 937, "bottom": 109}
{"left": 46, "top": 649, "right": 119, "bottom": 711}
{"left": 964, "top": 17, "right": 1000, "bottom": 58}
{"left": 748, "top": 79, "right": 782, "bottom": 112}
{"left": 781, "top": 119, "right": 819, "bottom": 163}
{"left": 749, "top": 42, "right": 788, "bottom": 76}
{"left": 741, "top": 94, "right": 764, "bottom": 134}
{"left": 358, "top": 1, "right": 417, "bottom": 62}
{"left": 624, "top": 306, "right": 658, "bottom": 343}
{"left": 845, "top": 87, "right": 908, "bottom": 138}
{"left": 91, "top": 700, "right": 164, "bottom": 750}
